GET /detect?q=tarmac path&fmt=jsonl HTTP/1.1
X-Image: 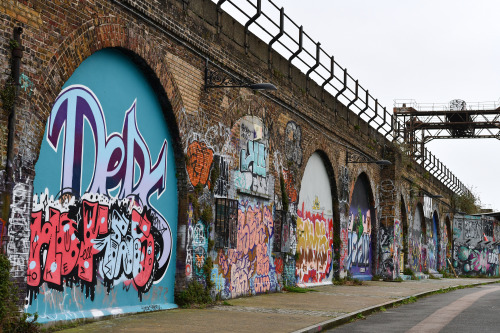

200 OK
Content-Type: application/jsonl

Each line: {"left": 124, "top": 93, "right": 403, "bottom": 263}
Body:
{"left": 329, "top": 284, "right": 500, "bottom": 333}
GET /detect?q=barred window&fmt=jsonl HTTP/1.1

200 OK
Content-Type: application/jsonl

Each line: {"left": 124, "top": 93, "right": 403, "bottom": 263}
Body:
{"left": 215, "top": 198, "right": 238, "bottom": 248}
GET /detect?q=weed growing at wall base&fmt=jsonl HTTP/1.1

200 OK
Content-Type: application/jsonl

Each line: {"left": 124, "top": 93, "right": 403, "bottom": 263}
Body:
{"left": 333, "top": 275, "right": 363, "bottom": 286}
{"left": 175, "top": 280, "right": 213, "bottom": 308}
{"left": 1, "top": 253, "right": 40, "bottom": 332}
{"left": 282, "top": 285, "right": 313, "bottom": 293}
{"left": 403, "top": 267, "right": 418, "bottom": 280}
{"left": 438, "top": 269, "right": 455, "bottom": 278}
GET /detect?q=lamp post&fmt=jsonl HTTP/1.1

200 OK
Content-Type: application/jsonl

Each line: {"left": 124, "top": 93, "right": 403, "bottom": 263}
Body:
{"left": 204, "top": 58, "right": 277, "bottom": 91}
{"left": 345, "top": 151, "right": 392, "bottom": 166}
{"left": 206, "top": 82, "right": 277, "bottom": 90}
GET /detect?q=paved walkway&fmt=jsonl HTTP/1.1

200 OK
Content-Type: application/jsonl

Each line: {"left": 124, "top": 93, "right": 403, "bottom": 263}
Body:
{"left": 59, "top": 278, "right": 499, "bottom": 333}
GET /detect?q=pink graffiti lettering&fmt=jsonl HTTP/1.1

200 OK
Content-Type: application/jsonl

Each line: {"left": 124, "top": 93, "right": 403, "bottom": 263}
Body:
{"left": 256, "top": 243, "right": 269, "bottom": 276}
{"left": 231, "top": 256, "right": 253, "bottom": 298}
{"left": 255, "top": 276, "right": 270, "bottom": 293}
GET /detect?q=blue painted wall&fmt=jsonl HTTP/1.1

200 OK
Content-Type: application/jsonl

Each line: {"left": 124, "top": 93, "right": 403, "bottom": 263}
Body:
{"left": 26, "top": 49, "right": 178, "bottom": 322}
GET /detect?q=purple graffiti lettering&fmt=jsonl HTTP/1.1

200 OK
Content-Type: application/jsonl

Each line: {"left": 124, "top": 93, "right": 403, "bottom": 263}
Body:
{"left": 43, "top": 85, "right": 172, "bottom": 280}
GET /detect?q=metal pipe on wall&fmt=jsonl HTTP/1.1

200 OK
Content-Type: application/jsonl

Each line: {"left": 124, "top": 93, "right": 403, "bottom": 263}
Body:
{"left": 2, "top": 27, "right": 23, "bottom": 221}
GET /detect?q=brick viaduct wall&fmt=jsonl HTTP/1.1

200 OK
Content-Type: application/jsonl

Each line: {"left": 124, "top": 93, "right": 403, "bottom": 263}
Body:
{"left": 0, "top": 0, "right": 492, "bottom": 322}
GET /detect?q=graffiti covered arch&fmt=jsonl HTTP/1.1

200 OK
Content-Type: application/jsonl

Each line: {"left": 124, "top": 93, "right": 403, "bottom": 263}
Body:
{"left": 428, "top": 210, "right": 440, "bottom": 272}
{"left": 347, "top": 172, "right": 375, "bottom": 280}
{"left": 296, "top": 151, "right": 337, "bottom": 285}
{"left": 410, "top": 202, "right": 425, "bottom": 273}
{"left": 444, "top": 215, "right": 452, "bottom": 268}
{"left": 400, "top": 195, "right": 409, "bottom": 274}
{"left": 26, "top": 49, "right": 180, "bottom": 321}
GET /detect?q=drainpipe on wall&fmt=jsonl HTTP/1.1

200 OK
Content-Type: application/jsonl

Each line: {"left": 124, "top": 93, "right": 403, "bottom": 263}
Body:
{"left": 2, "top": 27, "right": 23, "bottom": 222}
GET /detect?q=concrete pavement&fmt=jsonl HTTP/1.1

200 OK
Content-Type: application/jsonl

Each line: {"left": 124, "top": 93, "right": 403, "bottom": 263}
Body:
{"left": 58, "top": 278, "right": 500, "bottom": 333}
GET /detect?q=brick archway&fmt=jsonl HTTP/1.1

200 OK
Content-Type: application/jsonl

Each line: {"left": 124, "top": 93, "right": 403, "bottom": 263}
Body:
{"left": 32, "top": 16, "right": 186, "bottom": 165}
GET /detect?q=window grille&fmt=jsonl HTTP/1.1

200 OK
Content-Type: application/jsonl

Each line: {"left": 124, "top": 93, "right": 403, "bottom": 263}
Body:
{"left": 215, "top": 198, "right": 238, "bottom": 248}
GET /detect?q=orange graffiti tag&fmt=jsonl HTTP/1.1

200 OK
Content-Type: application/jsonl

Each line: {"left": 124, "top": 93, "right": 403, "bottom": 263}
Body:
{"left": 186, "top": 141, "right": 214, "bottom": 187}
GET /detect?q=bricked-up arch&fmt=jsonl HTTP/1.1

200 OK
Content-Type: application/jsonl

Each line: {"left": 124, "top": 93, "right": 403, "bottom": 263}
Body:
{"left": 400, "top": 195, "right": 409, "bottom": 274}
{"left": 27, "top": 17, "right": 190, "bottom": 224}
{"left": 429, "top": 210, "right": 441, "bottom": 272}
{"left": 315, "top": 150, "right": 341, "bottom": 278}
{"left": 347, "top": 172, "right": 376, "bottom": 280}
{"left": 296, "top": 150, "right": 339, "bottom": 285}
{"left": 445, "top": 215, "right": 452, "bottom": 268}
{"left": 410, "top": 202, "right": 425, "bottom": 273}
{"left": 26, "top": 48, "right": 186, "bottom": 322}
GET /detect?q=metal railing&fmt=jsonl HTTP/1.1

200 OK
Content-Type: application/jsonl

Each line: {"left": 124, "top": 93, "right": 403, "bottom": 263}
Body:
{"left": 210, "top": 0, "right": 468, "bottom": 195}
{"left": 215, "top": 0, "right": 393, "bottom": 137}
{"left": 394, "top": 99, "right": 500, "bottom": 112}
{"left": 418, "top": 146, "right": 468, "bottom": 195}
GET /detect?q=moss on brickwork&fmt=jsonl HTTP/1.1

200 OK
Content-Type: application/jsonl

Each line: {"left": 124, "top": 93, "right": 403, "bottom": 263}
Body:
{"left": 0, "top": 79, "right": 15, "bottom": 113}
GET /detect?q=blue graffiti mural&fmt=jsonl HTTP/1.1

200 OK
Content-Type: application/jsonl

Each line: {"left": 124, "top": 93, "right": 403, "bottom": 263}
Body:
{"left": 27, "top": 49, "right": 178, "bottom": 322}
{"left": 240, "top": 140, "right": 266, "bottom": 177}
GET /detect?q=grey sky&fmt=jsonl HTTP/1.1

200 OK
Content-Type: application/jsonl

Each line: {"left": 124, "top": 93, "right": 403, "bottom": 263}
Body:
{"left": 220, "top": 0, "right": 500, "bottom": 210}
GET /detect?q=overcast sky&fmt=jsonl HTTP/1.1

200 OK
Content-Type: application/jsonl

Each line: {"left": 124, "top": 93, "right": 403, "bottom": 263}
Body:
{"left": 220, "top": 0, "right": 500, "bottom": 210}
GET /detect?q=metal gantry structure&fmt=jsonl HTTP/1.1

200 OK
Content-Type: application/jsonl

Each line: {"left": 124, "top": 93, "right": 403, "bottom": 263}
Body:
{"left": 212, "top": 0, "right": 474, "bottom": 195}
{"left": 395, "top": 99, "right": 500, "bottom": 149}
{"left": 394, "top": 99, "right": 500, "bottom": 194}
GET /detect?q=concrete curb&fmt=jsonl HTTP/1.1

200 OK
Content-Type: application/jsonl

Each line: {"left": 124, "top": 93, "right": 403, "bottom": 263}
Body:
{"left": 291, "top": 280, "right": 499, "bottom": 333}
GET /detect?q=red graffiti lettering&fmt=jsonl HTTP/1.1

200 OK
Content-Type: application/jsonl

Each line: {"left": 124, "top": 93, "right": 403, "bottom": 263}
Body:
{"left": 275, "top": 257, "right": 284, "bottom": 276}
{"left": 79, "top": 201, "right": 108, "bottom": 282}
{"left": 27, "top": 196, "right": 161, "bottom": 304}
{"left": 131, "top": 210, "right": 155, "bottom": 288}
